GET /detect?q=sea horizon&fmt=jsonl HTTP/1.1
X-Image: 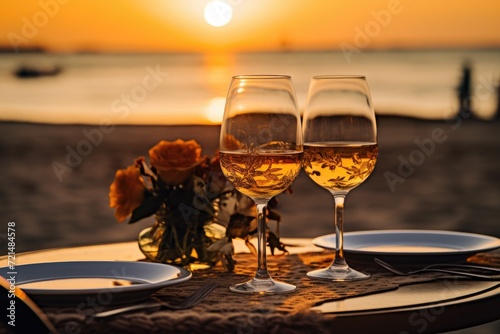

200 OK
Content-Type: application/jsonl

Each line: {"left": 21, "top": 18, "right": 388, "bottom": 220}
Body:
{"left": 1, "top": 111, "right": 499, "bottom": 128}
{"left": 2, "top": 44, "right": 500, "bottom": 54}
{"left": 1, "top": 48, "right": 499, "bottom": 125}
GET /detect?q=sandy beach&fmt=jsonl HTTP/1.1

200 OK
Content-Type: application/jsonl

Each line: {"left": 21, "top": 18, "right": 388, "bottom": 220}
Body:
{"left": 1, "top": 116, "right": 499, "bottom": 253}
{"left": 1, "top": 117, "right": 500, "bottom": 333}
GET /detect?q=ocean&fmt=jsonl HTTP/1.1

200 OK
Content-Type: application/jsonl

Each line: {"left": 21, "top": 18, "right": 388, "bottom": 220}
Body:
{"left": 0, "top": 49, "right": 499, "bottom": 124}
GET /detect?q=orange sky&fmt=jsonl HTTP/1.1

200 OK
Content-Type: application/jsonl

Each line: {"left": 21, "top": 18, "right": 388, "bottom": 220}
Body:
{"left": 1, "top": 0, "right": 500, "bottom": 53}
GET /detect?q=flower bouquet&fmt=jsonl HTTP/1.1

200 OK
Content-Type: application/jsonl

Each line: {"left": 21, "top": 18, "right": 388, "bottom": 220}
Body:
{"left": 109, "top": 139, "right": 288, "bottom": 271}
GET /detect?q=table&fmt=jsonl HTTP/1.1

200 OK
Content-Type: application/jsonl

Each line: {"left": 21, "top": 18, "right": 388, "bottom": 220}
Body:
{"left": 2, "top": 238, "right": 500, "bottom": 334}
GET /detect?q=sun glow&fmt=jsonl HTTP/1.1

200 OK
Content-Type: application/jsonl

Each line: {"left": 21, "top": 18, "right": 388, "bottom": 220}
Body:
{"left": 205, "top": 97, "right": 226, "bottom": 124}
{"left": 1, "top": 1, "right": 500, "bottom": 53}
{"left": 204, "top": 1, "right": 233, "bottom": 27}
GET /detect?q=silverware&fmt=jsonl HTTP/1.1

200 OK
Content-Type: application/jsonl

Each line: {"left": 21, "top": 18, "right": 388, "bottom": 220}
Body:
{"left": 418, "top": 262, "right": 500, "bottom": 273}
{"left": 94, "top": 282, "right": 218, "bottom": 318}
{"left": 374, "top": 258, "right": 500, "bottom": 280}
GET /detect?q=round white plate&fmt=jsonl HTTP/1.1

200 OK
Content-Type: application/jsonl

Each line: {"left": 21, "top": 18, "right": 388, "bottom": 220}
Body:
{"left": 0, "top": 261, "right": 191, "bottom": 305}
{"left": 313, "top": 230, "right": 500, "bottom": 264}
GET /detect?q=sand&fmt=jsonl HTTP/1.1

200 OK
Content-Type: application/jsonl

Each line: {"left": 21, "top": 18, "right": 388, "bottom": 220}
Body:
{"left": 1, "top": 116, "right": 499, "bottom": 254}
{"left": 1, "top": 117, "right": 500, "bottom": 333}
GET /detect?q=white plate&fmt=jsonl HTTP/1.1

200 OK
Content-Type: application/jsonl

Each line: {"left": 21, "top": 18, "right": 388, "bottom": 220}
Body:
{"left": 313, "top": 230, "right": 500, "bottom": 264}
{"left": 0, "top": 261, "right": 191, "bottom": 305}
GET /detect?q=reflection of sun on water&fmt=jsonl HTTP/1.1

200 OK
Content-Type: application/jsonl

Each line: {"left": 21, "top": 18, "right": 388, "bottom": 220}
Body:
{"left": 203, "top": 53, "right": 235, "bottom": 92}
{"left": 202, "top": 53, "right": 234, "bottom": 124}
{"left": 205, "top": 97, "right": 226, "bottom": 124}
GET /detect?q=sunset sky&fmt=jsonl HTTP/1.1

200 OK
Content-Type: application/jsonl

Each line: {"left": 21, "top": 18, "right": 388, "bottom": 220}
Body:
{"left": 2, "top": 0, "right": 500, "bottom": 53}
{"left": 1, "top": 1, "right": 500, "bottom": 125}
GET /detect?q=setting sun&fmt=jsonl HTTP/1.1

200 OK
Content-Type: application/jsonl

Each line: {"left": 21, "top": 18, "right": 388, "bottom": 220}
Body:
{"left": 2, "top": 0, "right": 500, "bottom": 53}
{"left": 204, "top": 1, "right": 233, "bottom": 27}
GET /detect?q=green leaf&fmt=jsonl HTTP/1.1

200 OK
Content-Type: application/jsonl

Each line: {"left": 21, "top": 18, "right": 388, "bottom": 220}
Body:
{"left": 128, "top": 195, "right": 165, "bottom": 224}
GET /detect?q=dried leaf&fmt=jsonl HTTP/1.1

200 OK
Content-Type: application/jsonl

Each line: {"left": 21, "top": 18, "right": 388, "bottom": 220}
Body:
{"left": 245, "top": 238, "right": 257, "bottom": 256}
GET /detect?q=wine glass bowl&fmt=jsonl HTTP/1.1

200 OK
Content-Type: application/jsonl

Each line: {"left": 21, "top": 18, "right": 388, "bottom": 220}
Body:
{"left": 302, "top": 75, "right": 378, "bottom": 281}
{"left": 219, "top": 75, "right": 303, "bottom": 293}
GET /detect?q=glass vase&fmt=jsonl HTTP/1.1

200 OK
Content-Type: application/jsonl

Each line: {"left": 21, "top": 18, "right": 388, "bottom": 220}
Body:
{"left": 138, "top": 212, "right": 225, "bottom": 270}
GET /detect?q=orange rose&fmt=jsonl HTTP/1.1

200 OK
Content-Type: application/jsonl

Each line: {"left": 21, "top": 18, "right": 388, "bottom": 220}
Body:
{"left": 148, "top": 139, "right": 203, "bottom": 185}
{"left": 109, "top": 165, "right": 145, "bottom": 222}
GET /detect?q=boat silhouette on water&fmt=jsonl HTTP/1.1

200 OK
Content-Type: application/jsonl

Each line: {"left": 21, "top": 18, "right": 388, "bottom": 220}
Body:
{"left": 14, "top": 64, "right": 62, "bottom": 78}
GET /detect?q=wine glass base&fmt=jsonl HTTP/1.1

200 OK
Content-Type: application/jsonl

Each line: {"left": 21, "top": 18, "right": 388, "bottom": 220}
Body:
{"left": 307, "top": 266, "right": 370, "bottom": 281}
{"left": 229, "top": 278, "right": 296, "bottom": 294}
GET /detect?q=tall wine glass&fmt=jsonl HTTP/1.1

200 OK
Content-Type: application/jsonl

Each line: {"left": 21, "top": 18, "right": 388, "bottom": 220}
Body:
{"left": 219, "top": 75, "right": 303, "bottom": 294}
{"left": 302, "top": 75, "right": 378, "bottom": 281}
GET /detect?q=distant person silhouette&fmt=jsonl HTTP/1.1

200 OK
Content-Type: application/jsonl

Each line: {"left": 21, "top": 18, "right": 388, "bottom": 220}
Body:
{"left": 496, "top": 76, "right": 500, "bottom": 120}
{"left": 457, "top": 60, "right": 473, "bottom": 119}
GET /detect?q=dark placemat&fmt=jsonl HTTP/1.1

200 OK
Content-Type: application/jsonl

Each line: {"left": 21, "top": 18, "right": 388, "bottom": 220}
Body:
{"left": 40, "top": 250, "right": 457, "bottom": 333}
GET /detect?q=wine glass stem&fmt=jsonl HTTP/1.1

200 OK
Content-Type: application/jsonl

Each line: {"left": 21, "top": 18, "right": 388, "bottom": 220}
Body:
{"left": 333, "top": 194, "right": 347, "bottom": 267}
{"left": 255, "top": 202, "right": 271, "bottom": 280}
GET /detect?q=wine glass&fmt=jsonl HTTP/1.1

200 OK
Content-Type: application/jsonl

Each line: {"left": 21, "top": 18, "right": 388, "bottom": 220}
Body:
{"left": 219, "top": 75, "right": 303, "bottom": 294}
{"left": 302, "top": 75, "right": 378, "bottom": 281}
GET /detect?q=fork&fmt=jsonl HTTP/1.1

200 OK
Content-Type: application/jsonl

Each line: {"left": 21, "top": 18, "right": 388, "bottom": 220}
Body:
{"left": 418, "top": 262, "right": 500, "bottom": 273}
{"left": 94, "top": 282, "right": 219, "bottom": 318}
{"left": 374, "top": 258, "right": 500, "bottom": 280}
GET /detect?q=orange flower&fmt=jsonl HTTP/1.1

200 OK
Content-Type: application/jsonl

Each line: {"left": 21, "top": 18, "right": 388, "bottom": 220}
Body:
{"left": 109, "top": 165, "right": 145, "bottom": 222}
{"left": 148, "top": 139, "right": 203, "bottom": 185}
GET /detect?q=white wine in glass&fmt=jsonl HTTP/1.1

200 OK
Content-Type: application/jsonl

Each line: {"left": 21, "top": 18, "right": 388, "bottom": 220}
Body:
{"left": 219, "top": 75, "right": 303, "bottom": 294}
{"left": 302, "top": 75, "right": 378, "bottom": 281}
